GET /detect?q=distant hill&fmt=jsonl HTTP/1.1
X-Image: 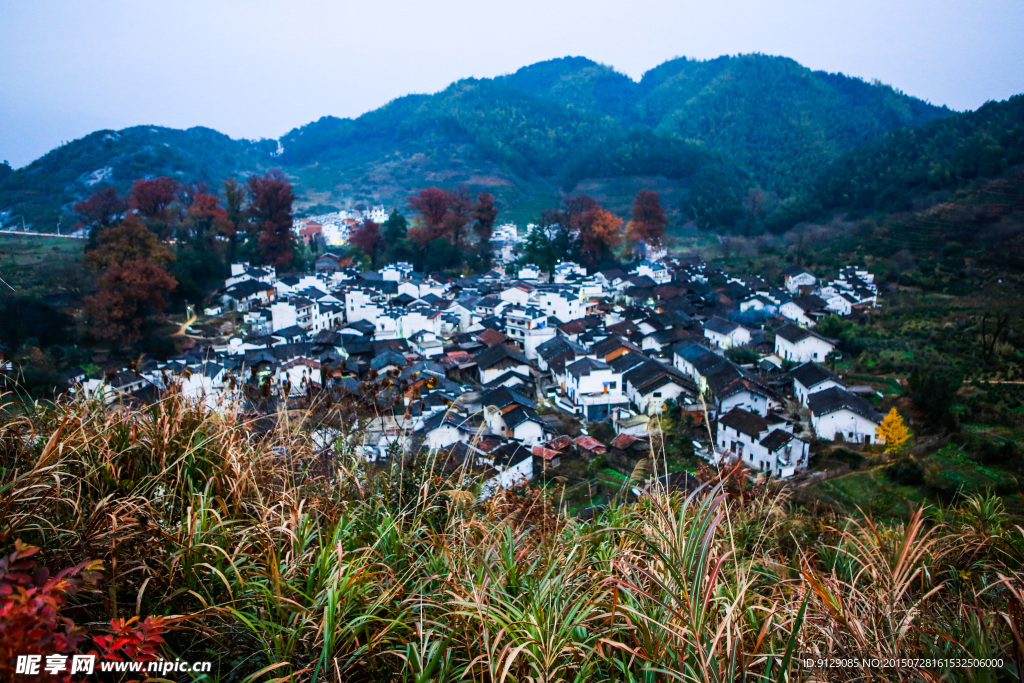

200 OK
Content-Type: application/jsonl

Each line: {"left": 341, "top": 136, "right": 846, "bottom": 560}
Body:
{"left": 0, "top": 126, "right": 272, "bottom": 229}
{"left": 0, "top": 53, "right": 981, "bottom": 231}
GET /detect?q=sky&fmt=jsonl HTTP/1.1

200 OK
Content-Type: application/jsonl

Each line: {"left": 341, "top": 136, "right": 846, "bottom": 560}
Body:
{"left": 2, "top": 0, "right": 1022, "bottom": 168}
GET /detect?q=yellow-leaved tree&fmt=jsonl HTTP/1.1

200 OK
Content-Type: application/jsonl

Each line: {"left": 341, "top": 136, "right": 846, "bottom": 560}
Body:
{"left": 877, "top": 407, "right": 911, "bottom": 454}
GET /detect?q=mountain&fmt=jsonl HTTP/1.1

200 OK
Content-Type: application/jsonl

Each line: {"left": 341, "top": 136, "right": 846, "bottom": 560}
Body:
{"left": 0, "top": 126, "right": 272, "bottom": 230}
{"left": 0, "top": 53, "right": 966, "bottom": 230}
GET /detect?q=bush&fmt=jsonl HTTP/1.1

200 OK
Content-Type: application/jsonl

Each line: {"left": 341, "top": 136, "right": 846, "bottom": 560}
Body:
{"left": 884, "top": 458, "right": 924, "bottom": 486}
{"left": 829, "top": 447, "right": 865, "bottom": 470}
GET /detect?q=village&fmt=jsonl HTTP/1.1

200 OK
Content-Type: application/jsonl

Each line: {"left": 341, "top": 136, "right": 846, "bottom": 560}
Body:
{"left": 75, "top": 216, "right": 883, "bottom": 506}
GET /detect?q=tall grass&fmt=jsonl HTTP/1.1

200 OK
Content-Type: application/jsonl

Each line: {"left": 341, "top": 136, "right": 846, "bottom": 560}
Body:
{"left": 1, "top": 390, "right": 1021, "bottom": 681}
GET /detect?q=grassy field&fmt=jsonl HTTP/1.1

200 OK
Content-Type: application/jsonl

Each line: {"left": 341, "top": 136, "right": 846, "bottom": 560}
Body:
{"left": 0, "top": 233, "right": 85, "bottom": 290}
{"left": 1, "top": 391, "right": 1020, "bottom": 680}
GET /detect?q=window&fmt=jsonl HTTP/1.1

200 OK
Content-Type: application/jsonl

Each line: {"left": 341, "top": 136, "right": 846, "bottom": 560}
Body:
{"left": 653, "top": 391, "right": 661, "bottom": 398}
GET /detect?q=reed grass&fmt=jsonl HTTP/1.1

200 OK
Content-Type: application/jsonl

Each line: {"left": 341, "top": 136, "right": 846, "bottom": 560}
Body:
{"left": 1, "top": 389, "right": 1021, "bottom": 681}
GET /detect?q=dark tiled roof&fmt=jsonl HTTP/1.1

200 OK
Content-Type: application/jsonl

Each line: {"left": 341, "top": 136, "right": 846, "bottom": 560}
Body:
{"left": 790, "top": 362, "right": 844, "bottom": 390}
{"left": 492, "top": 441, "right": 533, "bottom": 468}
{"left": 718, "top": 407, "right": 770, "bottom": 438}
{"left": 503, "top": 405, "right": 544, "bottom": 429}
{"left": 475, "top": 344, "right": 529, "bottom": 370}
{"left": 481, "top": 386, "right": 536, "bottom": 411}
{"left": 808, "top": 387, "right": 883, "bottom": 423}
{"left": 566, "top": 357, "right": 610, "bottom": 379}
{"left": 760, "top": 429, "right": 801, "bottom": 452}
{"left": 703, "top": 316, "right": 742, "bottom": 335}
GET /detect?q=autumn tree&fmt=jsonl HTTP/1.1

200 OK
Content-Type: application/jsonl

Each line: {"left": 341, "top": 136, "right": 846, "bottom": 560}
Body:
{"left": 128, "top": 177, "right": 181, "bottom": 222}
{"left": 74, "top": 187, "right": 126, "bottom": 231}
{"left": 247, "top": 169, "right": 295, "bottom": 270}
{"left": 409, "top": 187, "right": 450, "bottom": 235}
{"left": 349, "top": 220, "right": 383, "bottom": 268}
{"left": 83, "top": 215, "right": 177, "bottom": 347}
{"left": 577, "top": 207, "right": 624, "bottom": 268}
{"left": 473, "top": 191, "right": 498, "bottom": 265}
{"left": 625, "top": 190, "right": 667, "bottom": 258}
{"left": 876, "top": 407, "right": 911, "bottom": 454}
{"left": 185, "top": 191, "right": 234, "bottom": 243}
{"left": 443, "top": 188, "right": 472, "bottom": 251}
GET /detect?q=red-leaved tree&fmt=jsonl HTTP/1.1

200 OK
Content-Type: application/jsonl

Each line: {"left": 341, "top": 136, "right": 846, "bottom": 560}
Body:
{"left": 349, "top": 220, "right": 382, "bottom": 268}
{"left": 128, "top": 177, "right": 180, "bottom": 222}
{"left": 247, "top": 170, "right": 295, "bottom": 270}
{"left": 84, "top": 216, "right": 177, "bottom": 346}
{"left": 625, "top": 189, "right": 667, "bottom": 257}
{"left": 73, "top": 187, "right": 126, "bottom": 231}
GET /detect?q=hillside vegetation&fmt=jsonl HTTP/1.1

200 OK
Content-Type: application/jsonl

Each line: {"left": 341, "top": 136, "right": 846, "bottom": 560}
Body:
{"left": 1, "top": 391, "right": 1021, "bottom": 681}
{"left": 0, "top": 53, "right": 956, "bottom": 228}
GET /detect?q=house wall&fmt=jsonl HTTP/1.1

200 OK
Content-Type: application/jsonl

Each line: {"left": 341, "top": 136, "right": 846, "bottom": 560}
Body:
{"left": 775, "top": 336, "right": 834, "bottom": 363}
{"left": 719, "top": 390, "right": 772, "bottom": 417}
{"left": 794, "top": 378, "right": 844, "bottom": 406}
{"left": 481, "top": 363, "right": 530, "bottom": 385}
{"left": 512, "top": 421, "right": 546, "bottom": 445}
{"left": 638, "top": 382, "right": 688, "bottom": 414}
{"left": 812, "top": 410, "right": 880, "bottom": 444}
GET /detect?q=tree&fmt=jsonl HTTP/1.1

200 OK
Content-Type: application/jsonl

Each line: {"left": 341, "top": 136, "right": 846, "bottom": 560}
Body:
{"left": 519, "top": 224, "right": 554, "bottom": 272}
{"left": 876, "top": 408, "right": 911, "bottom": 454}
{"left": 247, "top": 170, "right": 295, "bottom": 270}
{"left": 128, "top": 177, "right": 180, "bottom": 222}
{"left": 625, "top": 190, "right": 667, "bottom": 257}
{"left": 85, "top": 261, "right": 178, "bottom": 345}
{"left": 473, "top": 191, "right": 498, "bottom": 265}
{"left": 85, "top": 215, "right": 173, "bottom": 270}
{"left": 185, "top": 191, "right": 233, "bottom": 243}
{"left": 74, "top": 187, "right": 125, "bottom": 230}
{"left": 83, "top": 215, "right": 177, "bottom": 347}
{"left": 578, "top": 207, "right": 623, "bottom": 268}
{"left": 408, "top": 187, "right": 450, "bottom": 233}
{"left": 349, "top": 220, "right": 383, "bottom": 268}
{"left": 908, "top": 366, "right": 963, "bottom": 432}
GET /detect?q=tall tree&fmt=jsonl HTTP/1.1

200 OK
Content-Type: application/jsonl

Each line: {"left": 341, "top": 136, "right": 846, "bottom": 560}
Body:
{"left": 877, "top": 408, "right": 911, "bottom": 454}
{"left": 380, "top": 210, "right": 412, "bottom": 264}
{"left": 578, "top": 207, "right": 624, "bottom": 268}
{"left": 519, "top": 224, "right": 554, "bottom": 272}
{"left": 247, "top": 169, "right": 295, "bottom": 270}
{"left": 473, "top": 191, "right": 498, "bottom": 266}
{"left": 74, "top": 187, "right": 125, "bottom": 231}
{"left": 408, "top": 187, "right": 450, "bottom": 233}
{"left": 128, "top": 177, "right": 180, "bottom": 222}
{"left": 349, "top": 220, "right": 383, "bottom": 268}
{"left": 185, "top": 191, "right": 233, "bottom": 243}
{"left": 626, "top": 190, "right": 667, "bottom": 258}
{"left": 83, "top": 215, "right": 177, "bottom": 347}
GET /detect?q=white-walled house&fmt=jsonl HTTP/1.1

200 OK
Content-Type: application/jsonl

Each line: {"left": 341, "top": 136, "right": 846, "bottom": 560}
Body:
{"left": 808, "top": 387, "right": 883, "bottom": 444}
{"left": 783, "top": 267, "right": 816, "bottom": 294}
{"left": 564, "top": 357, "right": 629, "bottom": 422}
{"left": 702, "top": 317, "right": 752, "bottom": 350}
{"left": 716, "top": 407, "right": 808, "bottom": 478}
{"left": 517, "top": 264, "right": 542, "bottom": 281}
{"left": 475, "top": 345, "right": 532, "bottom": 385}
{"left": 774, "top": 324, "right": 836, "bottom": 363}
{"left": 790, "top": 362, "right": 847, "bottom": 406}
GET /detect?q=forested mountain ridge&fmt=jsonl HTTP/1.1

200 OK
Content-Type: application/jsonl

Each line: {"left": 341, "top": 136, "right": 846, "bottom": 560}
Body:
{"left": 0, "top": 126, "right": 272, "bottom": 229}
{"left": 0, "top": 52, "right": 1003, "bottom": 231}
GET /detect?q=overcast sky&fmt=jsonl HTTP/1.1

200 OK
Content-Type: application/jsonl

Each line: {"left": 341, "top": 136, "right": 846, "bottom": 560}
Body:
{"left": 2, "top": 0, "right": 1022, "bottom": 168}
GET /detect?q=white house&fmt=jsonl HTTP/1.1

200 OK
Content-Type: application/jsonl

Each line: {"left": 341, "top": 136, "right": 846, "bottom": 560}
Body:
{"left": 517, "top": 264, "right": 542, "bottom": 281}
{"left": 783, "top": 267, "right": 816, "bottom": 294}
{"left": 774, "top": 323, "right": 836, "bottom": 363}
{"left": 808, "top": 387, "right": 883, "bottom": 445}
{"left": 790, "top": 362, "right": 847, "bottom": 406}
{"left": 716, "top": 407, "right": 809, "bottom": 478}
{"left": 564, "top": 357, "right": 629, "bottom": 422}
{"left": 702, "top": 317, "right": 752, "bottom": 350}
